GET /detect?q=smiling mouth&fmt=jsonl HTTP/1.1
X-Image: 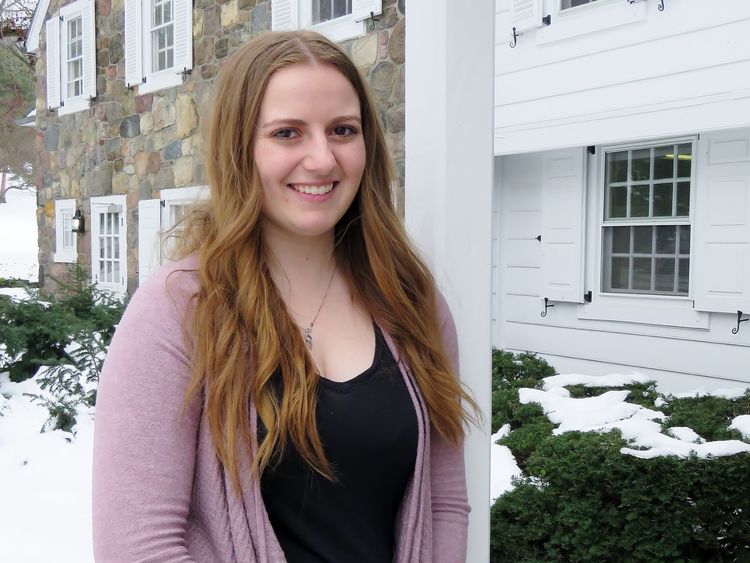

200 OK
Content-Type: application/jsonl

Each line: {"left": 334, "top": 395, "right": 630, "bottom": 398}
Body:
{"left": 289, "top": 182, "right": 336, "bottom": 195}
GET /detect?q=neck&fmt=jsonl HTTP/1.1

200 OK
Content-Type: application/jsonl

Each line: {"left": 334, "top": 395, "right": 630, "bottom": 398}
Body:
{"left": 263, "top": 226, "right": 337, "bottom": 301}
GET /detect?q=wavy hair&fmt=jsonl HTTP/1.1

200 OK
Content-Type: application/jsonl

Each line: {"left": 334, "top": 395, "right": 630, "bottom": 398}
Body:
{"left": 174, "top": 30, "right": 478, "bottom": 488}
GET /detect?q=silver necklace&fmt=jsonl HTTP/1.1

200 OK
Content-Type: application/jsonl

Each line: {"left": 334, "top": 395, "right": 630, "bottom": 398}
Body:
{"left": 303, "top": 267, "right": 336, "bottom": 349}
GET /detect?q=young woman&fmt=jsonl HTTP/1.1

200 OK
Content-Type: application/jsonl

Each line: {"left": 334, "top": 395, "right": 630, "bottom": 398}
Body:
{"left": 92, "top": 31, "right": 478, "bottom": 562}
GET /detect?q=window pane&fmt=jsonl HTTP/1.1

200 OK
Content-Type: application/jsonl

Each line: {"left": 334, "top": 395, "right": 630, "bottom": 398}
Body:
{"left": 114, "top": 261, "right": 120, "bottom": 283}
{"left": 114, "top": 237, "right": 120, "bottom": 259}
{"left": 653, "top": 182, "right": 673, "bottom": 216}
{"left": 633, "top": 226, "right": 652, "bottom": 254}
{"left": 610, "top": 257, "right": 629, "bottom": 290}
{"left": 655, "top": 258, "right": 675, "bottom": 292}
{"left": 99, "top": 260, "right": 105, "bottom": 280}
{"left": 113, "top": 213, "right": 119, "bottom": 235}
{"left": 99, "top": 237, "right": 105, "bottom": 258}
{"left": 100, "top": 213, "right": 105, "bottom": 233}
{"left": 106, "top": 237, "right": 112, "bottom": 259}
{"left": 165, "top": 0, "right": 173, "bottom": 22}
{"left": 606, "top": 151, "right": 628, "bottom": 184}
{"left": 561, "top": 0, "right": 599, "bottom": 9}
{"left": 631, "top": 149, "right": 651, "bottom": 182}
{"left": 333, "top": 0, "right": 348, "bottom": 18}
{"left": 632, "top": 258, "right": 652, "bottom": 291}
{"left": 106, "top": 260, "right": 112, "bottom": 282}
{"left": 678, "top": 258, "right": 690, "bottom": 293}
{"left": 154, "top": 3, "right": 163, "bottom": 26}
{"left": 655, "top": 225, "right": 676, "bottom": 254}
{"left": 676, "top": 181, "right": 690, "bottom": 216}
{"left": 677, "top": 143, "right": 692, "bottom": 178}
{"left": 608, "top": 186, "right": 627, "bottom": 218}
{"left": 612, "top": 226, "right": 630, "bottom": 253}
{"left": 679, "top": 226, "right": 690, "bottom": 255}
{"left": 630, "top": 185, "right": 650, "bottom": 217}
{"left": 653, "top": 146, "right": 674, "bottom": 180}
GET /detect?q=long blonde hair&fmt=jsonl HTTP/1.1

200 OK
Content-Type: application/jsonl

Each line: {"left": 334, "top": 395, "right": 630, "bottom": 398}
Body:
{"left": 174, "top": 31, "right": 478, "bottom": 488}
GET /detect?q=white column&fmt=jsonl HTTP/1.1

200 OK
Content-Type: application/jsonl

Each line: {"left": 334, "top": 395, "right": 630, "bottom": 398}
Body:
{"left": 405, "top": 2, "right": 494, "bottom": 562}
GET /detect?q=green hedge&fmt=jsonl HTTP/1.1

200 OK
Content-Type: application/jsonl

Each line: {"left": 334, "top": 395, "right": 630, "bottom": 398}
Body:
{"left": 491, "top": 349, "right": 750, "bottom": 562}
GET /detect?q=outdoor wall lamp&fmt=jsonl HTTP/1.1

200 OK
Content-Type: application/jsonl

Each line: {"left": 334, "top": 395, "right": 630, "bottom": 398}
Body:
{"left": 71, "top": 208, "right": 85, "bottom": 234}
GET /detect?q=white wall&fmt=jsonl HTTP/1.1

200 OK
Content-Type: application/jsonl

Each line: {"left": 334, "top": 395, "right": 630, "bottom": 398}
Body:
{"left": 494, "top": 0, "right": 750, "bottom": 154}
{"left": 494, "top": 133, "right": 750, "bottom": 391}
{"left": 406, "top": 1, "right": 494, "bottom": 561}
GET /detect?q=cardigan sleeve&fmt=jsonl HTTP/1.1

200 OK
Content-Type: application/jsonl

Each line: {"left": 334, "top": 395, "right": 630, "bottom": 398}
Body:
{"left": 430, "top": 292, "right": 470, "bottom": 563}
{"left": 92, "top": 265, "right": 201, "bottom": 562}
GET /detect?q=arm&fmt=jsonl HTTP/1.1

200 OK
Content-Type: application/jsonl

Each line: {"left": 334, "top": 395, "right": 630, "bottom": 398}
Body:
{"left": 92, "top": 266, "right": 200, "bottom": 562}
{"left": 430, "top": 292, "right": 470, "bottom": 562}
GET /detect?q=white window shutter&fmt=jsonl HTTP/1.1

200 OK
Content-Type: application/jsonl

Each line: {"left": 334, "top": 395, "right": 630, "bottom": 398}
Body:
{"left": 118, "top": 211, "right": 128, "bottom": 292}
{"left": 138, "top": 199, "right": 162, "bottom": 285}
{"left": 173, "top": 0, "right": 193, "bottom": 74}
{"left": 511, "top": 0, "right": 543, "bottom": 33}
{"left": 693, "top": 129, "right": 750, "bottom": 314}
{"left": 540, "top": 147, "right": 586, "bottom": 303}
{"left": 271, "top": 0, "right": 298, "bottom": 30}
{"left": 352, "top": 0, "right": 382, "bottom": 22}
{"left": 124, "top": 0, "right": 143, "bottom": 87}
{"left": 46, "top": 18, "right": 61, "bottom": 109}
{"left": 82, "top": 0, "right": 97, "bottom": 99}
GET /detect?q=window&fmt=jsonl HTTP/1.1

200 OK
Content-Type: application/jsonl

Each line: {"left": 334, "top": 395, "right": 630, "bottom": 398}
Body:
{"left": 54, "top": 199, "right": 78, "bottom": 263}
{"left": 601, "top": 141, "right": 693, "bottom": 296}
{"left": 91, "top": 195, "right": 128, "bottom": 295}
{"left": 45, "top": 0, "right": 96, "bottom": 115}
{"left": 138, "top": 186, "right": 209, "bottom": 284}
{"left": 560, "top": 0, "right": 599, "bottom": 10}
{"left": 271, "top": 0, "right": 381, "bottom": 43}
{"left": 124, "top": 0, "right": 192, "bottom": 94}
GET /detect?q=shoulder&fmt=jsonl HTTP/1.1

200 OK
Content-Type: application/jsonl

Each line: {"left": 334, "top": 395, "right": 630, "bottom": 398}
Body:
{"left": 131, "top": 255, "right": 200, "bottom": 311}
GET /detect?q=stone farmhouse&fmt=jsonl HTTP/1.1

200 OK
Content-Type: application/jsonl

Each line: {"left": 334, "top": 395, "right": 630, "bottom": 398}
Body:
{"left": 26, "top": 0, "right": 405, "bottom": 296}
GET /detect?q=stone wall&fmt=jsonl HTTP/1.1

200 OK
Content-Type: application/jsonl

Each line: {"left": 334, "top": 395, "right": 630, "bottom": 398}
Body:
{"left": 35, "top": 0, "right": 405, "bottom": 295}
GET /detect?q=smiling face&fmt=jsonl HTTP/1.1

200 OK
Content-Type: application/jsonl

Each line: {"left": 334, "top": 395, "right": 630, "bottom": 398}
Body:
{"left": 253, "top": 62, "right": 366, "bottom": 243}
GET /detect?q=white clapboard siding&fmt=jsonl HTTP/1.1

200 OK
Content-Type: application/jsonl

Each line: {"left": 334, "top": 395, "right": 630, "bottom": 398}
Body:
{"left": 271, "top": 0, "right": 298, "bottom": 30}
{"left": 173, "top": 0, "right": 193, "bottom": 74}
{"left": 539, "top": 147, "right": 586, "bottom": 303}
{"left": 511, "top": 0, "right": 542, "bottom": 33}
{"left": 124, "top": 0, "right": 143, "bottom": 87}
{"left": 46, "top": 18, "right": 60, "bottom": 109}
{"left": 82, "top": 0, "right": 96, "bottom": 99}
{"left": 352, "top": 0, "right": 382, "bottom": 22}
{"left": 138, "top": 199, "right": 162, "bottom": 285}
{"left": 693, "top": 128, "right": 750, "bottom": 314}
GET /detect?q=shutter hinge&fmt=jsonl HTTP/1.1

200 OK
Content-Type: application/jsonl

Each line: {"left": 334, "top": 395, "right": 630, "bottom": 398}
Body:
{"left": 587, "top": 145, "right": 596, "bottom": 155}
{"left": 160, "top": 200, "right": 166, "bottom": 207}
{"left": 535, "top": 235, "right": 542, "bottom": 242}
{"left": 542, "top": 14, "right": 551, "bottom": 26}
{"left": 59, "top": 15, "right": 63, "bottom": 21}
{"left": 584, "top": 291, "right": 592, "bottom": 303}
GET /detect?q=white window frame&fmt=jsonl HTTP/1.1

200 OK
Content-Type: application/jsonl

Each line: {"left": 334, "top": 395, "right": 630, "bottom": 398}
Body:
{"left": 301, "top": 1, "right": 363, "bottom": 42}
{"left": 53, "top": 198, "right": 78, "bottom": 263}
{"left": 577, "top": 136, "right": 708, "bottom": 330}
{"left": 125, "top": 0, "right": 192, "bottom": 94}
{"left": 537, "top": 0, "right": 646, "bottom": 45}
{"left": 90, "top": 195, "right": 128, "bottom": 296}
{"left": 272, "top": 0, "right": 381, "bottom": 42}
{"left": 138, "top": 186, "right": 209, "bottom": 284}
{"left": 46, "top": 0, "right": 96, "bottom": 115}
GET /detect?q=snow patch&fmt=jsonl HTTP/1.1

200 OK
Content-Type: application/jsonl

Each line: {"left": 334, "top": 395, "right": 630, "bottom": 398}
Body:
{"left": 729, "top": 415, "right": 750, "bottom": 440}
{"left": 542, "top": 372, "right": 651, "bottom": 390}
{"left": 490, "top": 425, "right": 521, "bottom": 505}
{"left": 666, "top": 426, "right": 704, "bottom": 444}
{"left": 672, "top": 387, "right": 749, "bottom": 400}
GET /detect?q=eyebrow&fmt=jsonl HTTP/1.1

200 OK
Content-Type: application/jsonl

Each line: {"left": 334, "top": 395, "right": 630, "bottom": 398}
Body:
{"left": 260, "top": 115, "right": 362, "bottom": 129}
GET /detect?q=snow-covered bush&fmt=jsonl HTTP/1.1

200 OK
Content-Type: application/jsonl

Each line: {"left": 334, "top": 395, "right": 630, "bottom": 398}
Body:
{"left": 0, "top": 264, "right": 125, "bottom": 382}
{"left": 490, "top": 349, "right": 750, "bottom": 562}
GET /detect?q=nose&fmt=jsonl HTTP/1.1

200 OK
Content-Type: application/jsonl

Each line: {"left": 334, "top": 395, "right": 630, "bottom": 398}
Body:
{"left": 302, "top": 133, "right": 336, "bottom": 175}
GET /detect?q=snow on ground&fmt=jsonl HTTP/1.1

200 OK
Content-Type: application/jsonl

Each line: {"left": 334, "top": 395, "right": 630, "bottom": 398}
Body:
{"left": 0, "top": 372, "right": 94, "bottom": 563}
{"left": 672, "top": 387, "right": 748, "bottom": 400}
{"left": 0, "top": 287, "right": 34, "bottom": 300}
{"left": 542, "top": 372, "right": 651, "bottom": 390}
{"left": 0, "top": 187, "right": 38, "bottom": 282}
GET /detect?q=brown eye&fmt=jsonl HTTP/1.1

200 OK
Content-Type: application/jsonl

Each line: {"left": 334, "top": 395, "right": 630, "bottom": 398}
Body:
{"left": 331, "top": 126, "right": 356, "bottom": 137}
{"left": 273, "top": 129, "right": 298, "bottom": 139}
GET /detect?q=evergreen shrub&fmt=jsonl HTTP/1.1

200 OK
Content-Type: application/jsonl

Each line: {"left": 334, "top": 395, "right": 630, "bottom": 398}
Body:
{"left": 491, "top": 349, "right": 750, "bottom": 562}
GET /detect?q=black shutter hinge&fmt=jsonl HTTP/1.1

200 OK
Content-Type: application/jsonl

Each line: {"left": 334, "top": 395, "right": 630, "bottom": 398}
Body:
{"left": 587, "top": 145, "right": 596, "bottom": 155}
{"left": 535, "top": 234, "right": 542, "bottom": 242}
{"left": 584, "top": 290, "right": 592, "bottom": 303}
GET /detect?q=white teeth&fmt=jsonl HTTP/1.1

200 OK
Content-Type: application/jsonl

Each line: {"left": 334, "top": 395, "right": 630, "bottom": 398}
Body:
{"left": 291, "top": 183, "right": 334, "bottom": 195}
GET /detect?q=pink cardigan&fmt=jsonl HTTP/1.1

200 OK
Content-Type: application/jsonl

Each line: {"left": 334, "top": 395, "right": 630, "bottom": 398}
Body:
{"left": 92, "top": 257, "right": 469, "bottom": 562}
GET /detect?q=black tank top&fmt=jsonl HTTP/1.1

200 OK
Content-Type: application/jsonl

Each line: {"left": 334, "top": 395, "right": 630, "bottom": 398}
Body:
{"left": 259, "top": 326, "right": 418, "bottom": 563}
